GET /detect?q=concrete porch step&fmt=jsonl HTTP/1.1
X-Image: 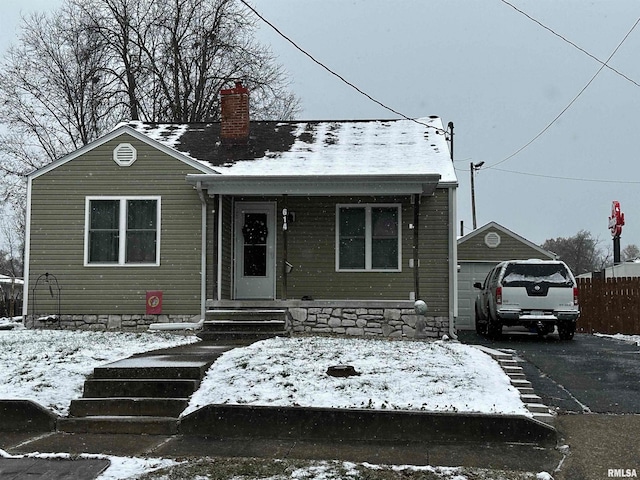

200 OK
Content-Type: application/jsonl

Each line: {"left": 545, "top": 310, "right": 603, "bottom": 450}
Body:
{"left": 197, "top": 330, "right": 287, "bottom": 342}
{"left": 198, "top": 309, "right": 289, "bottom": 341}
{"left": 82, "top": 379, "right": 199, "bottom": 399}
{"left": 57, "top": 416, "right": 178, "bottom": 435}
{"left": 202, "top": 319, "right": 287, "bottom": 333}
{"left": 205, "top": 309, "right": 287, "bottom": 322}
{"left": 69, "top": 398, "right": 189, "bottom": 418}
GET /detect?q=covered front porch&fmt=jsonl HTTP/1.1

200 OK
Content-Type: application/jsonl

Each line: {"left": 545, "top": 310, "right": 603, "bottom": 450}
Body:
{"left": 188, "top": 173, "right": 456, "bottom": 340}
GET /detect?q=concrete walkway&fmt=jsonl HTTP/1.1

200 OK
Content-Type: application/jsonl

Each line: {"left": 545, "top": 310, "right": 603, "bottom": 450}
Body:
{"left": 3, "top": 414, "right": 638, "bottom": 479}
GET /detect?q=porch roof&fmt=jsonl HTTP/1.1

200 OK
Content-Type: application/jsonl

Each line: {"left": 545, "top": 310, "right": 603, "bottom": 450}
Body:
{"left": 186, "top": 173, "right": 441, "bottom": 196}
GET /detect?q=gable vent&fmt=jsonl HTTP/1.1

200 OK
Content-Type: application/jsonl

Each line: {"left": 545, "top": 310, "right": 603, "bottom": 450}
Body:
{"left": 113, "top": 143, "right": 137, "bottom": 166}
{"left": 484, "top": 232, "right": 501, "bottom": 248}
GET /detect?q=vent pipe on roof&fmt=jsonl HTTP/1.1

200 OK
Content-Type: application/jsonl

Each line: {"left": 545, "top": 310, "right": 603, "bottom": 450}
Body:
{"left": 220, "top": 81, "right": 249, "bottom": 144}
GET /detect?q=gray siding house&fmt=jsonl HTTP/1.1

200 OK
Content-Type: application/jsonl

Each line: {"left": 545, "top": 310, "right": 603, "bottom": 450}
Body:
{"left": 24, "top": 83, "right": 458, "bottom": 338}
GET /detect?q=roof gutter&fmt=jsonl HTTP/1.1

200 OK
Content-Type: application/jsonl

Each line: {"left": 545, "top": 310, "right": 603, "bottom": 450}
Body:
{"left": 186, "top": 173, "right": 441, "bottom": 197}
{"left": 448, "top": 185, "right": 458, "bottom": 340}
{"left": 22, "top": 176, "right": 34, "bottom": 324}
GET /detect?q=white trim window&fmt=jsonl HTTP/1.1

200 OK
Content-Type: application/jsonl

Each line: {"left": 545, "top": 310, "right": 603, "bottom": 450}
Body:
{"left": 336, "top": 204, "right": 401, "bottom": 271}
{"left": 85, "top": 196, "right": 161, "bottom": 266}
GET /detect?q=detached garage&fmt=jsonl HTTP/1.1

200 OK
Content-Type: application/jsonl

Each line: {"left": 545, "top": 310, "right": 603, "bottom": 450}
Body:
{"left": 456, "top": 222, "right": 556, "bottom": 330}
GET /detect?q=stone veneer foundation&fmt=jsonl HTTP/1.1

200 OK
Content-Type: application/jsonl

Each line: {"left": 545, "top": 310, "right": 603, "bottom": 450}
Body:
{"left": 24, "top": 314, "right": 195, "bottom": 331}
{"left": 287, "top": 307, "right": 449, "bottom": 339}
{"left": 25, "top": 301, "right": 452, "bottom": 339}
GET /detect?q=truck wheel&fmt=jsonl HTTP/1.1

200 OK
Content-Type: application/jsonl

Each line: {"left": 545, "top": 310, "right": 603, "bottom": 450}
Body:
{"left": 558, "top": 322, "right": 575, "bottom": 341}
{"left": 487, "top": 313, "right": 502, "bottom": 339}
{"left": 475, "top": 307, "right": 487, "bottom": 335}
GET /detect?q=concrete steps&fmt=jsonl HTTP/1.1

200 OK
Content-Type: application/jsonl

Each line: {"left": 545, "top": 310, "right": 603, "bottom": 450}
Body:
{"left": 92, "top": 365, "right": 205, "bottom": 380}
{"left": 82, "top": 379, "right": 199, "bottom": 398}
{"left": 68, "top": 398, "right": 188, "bottom": 418}
{"left": 472, "top": 345, "right": 556, "bottom": 425}
{"left": 58, "top": 416, "right": 179, "bottom": 435}
{"left": 60, "top": 354, "right": 211, "bottom": 435}
{"left": 197, "top": 309, "right": 288, "bottom": 341}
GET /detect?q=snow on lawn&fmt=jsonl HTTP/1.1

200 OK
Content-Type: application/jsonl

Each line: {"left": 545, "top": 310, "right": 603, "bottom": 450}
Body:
{"left": 185, "top": 336, "right": 531, "bottom": 417}
{"left": 0, "top": 321, "right": 531, "bottom": 418}
{"left": 0, "top": 327, "right": 198, "bottom": 415}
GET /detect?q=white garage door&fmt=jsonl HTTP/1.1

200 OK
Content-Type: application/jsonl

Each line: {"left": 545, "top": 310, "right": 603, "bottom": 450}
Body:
{"left": 457, "top": 262, "right": 495, "bottom": 330}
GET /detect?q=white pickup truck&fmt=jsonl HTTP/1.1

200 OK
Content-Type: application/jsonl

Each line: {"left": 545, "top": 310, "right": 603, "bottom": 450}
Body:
{"left": 474, "top": 259, "right": 580, "bottom": 340}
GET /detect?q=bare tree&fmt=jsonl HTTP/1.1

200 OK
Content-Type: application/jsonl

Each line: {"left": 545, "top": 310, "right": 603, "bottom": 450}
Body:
{"left": 0, "top": 205, "right": 25, "bottom": 317}
{"left": 71, "top": 0, "right": 300, "bottom": 122}
{"left": 542, "top": 230, "right": 608, "bottom": 275}
{"left": 0, "top": 5, "right": 124, "bottom": 208}
{"left": 621, "top": 244, "right": 640, "bottom": 262}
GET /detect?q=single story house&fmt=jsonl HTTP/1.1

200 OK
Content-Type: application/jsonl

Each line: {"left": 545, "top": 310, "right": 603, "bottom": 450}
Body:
{"left": 457, "top": 221, "right": 556, "bottom": 330}
{"left": 23, "top": 82, "right": 458, "bottom": 338}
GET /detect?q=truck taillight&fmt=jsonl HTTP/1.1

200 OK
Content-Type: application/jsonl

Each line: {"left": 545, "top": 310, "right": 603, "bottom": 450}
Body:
{"left": 496, "top": 286, "right": 502, "bottom": 305}
{"left": 573, "top": 287, "right": 579, "bottom": 306}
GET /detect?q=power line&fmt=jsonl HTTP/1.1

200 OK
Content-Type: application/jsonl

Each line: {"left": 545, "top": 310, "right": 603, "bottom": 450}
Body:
{"left": 454, "top": 165, "right": 640, "bottom": 185}
{"left": 486, "top": 15, "right": 640, "bottom": 170}
{"left": 238, "top": 0, "right": 448, "bottom": 135}
{"left": 499, "top": 0, "right": 640, "bottom": 88}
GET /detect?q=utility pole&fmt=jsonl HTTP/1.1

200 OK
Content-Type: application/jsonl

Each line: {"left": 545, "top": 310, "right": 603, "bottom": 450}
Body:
{"left": 470, "top": 161, "right": 484, "bottom": 230}
{"left": 447, "top": 122, "right": 454, "bottom": 161}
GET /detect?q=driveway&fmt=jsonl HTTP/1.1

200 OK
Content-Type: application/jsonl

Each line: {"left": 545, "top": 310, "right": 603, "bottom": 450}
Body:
{"left": 458, "top": 330, "right": 640, "bottom": 414}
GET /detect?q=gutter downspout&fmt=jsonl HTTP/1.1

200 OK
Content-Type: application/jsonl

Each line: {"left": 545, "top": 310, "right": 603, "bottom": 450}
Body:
{"left": 413, "top": 194, "right": 420, "bottom": 299}
{"left": 22, "top": 176, "right": 34, "bottom": 325}
{"left": 448, "top": 186, "right": 458, "bottom": 340}
{"left": 217, "top": 195, "right": 223, "bottom": 302}
{"left": 196, "top": 181, "right": 207, "bottom": 320}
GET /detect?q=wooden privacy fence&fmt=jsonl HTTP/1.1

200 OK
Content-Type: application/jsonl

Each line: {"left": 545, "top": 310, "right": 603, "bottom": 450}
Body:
{"left": 577, "top": 277, "right": 640, "bottom": 335}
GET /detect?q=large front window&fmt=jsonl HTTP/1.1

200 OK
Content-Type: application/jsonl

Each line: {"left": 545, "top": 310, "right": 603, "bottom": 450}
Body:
{"left": 86, "top": 197, "right": 160, "bottom": 266}
{"left": 337, "top": 205, "right": 401, "bottom": 271}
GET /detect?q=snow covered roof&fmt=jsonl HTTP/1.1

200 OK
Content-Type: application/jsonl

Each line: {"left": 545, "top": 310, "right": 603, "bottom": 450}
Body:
{"left": 126, "top": 117, "right": 457, "bottom": 185}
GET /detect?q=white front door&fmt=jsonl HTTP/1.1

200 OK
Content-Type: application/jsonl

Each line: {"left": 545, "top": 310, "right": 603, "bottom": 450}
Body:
{"left": 234, "top": 202, "right": 276, "bottom": 299}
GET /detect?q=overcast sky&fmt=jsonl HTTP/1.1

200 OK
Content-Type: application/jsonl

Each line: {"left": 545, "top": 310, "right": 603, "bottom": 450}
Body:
{"left": 3, "top": 0, "right": 640, "bottom": 254}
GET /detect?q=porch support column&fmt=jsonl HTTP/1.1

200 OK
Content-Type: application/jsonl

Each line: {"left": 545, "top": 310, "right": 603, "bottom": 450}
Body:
{"left": 196, "top": 182, "right": 207, "bottom": 319}
{"left": 413, "top": 194, "right": 420, "bottom": 300}
{"left": 217, "top": 194, "right": 223, "bottom": 302}
{"left": 282, "top": 195, "right": 288, "bottom": 300}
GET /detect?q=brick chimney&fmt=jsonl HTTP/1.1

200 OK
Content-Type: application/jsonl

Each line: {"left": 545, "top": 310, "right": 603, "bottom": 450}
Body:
{"left": 220, "top": 81, "right": 249, "bottom": 144}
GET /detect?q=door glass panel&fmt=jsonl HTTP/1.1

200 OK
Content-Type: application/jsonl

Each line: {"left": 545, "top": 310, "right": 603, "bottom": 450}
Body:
{"left": 242, "top": 213, "right": 268, "bottom": 277}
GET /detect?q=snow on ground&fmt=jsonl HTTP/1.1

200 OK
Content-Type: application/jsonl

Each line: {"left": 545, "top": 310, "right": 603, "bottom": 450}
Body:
{"left": 184, "top": 335, "right": 532, "bottom": 417}
{"left": 0, "top": 318, "right": 559, "bottom": 479}
{"left": 0, "top": 449, "right": 182, "bottom": 480}
{"left": 0, "top": 322, "right": 197, "bottom": 415}
{"left": 594, "top": 332, "right": 640, "bottom": 346}
{"left": 0, "top": 317, "right": 530, "bottom": 417}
